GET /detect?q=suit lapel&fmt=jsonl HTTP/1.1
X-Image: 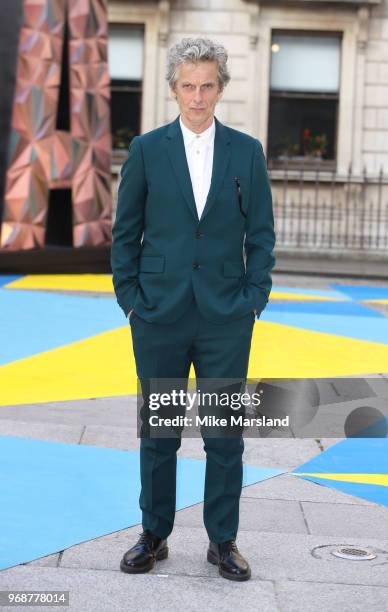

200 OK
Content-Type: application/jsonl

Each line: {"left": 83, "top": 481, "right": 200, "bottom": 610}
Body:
{"left": 165, "top": 114, "right": 231, "bottom": 224}
{"left": 165, "top": 116, "right": 199, "bottom": 222}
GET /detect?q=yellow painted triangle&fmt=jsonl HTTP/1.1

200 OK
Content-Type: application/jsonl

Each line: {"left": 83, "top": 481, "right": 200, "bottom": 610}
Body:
{"left": 248, "top": 320, "right": 388, "bottom": 378}
{"left": 270, "top": 291, "right": 344, "bottom": 302}
{"left": 364, "top": 299, "right": 388, "bottom": 305}
{"left": 1, "top": 320, "right": 388, "bottom": 406}
{"left": 5, "top": 274, "right": 114, "bottom": 293}
{"left": 0, "top": 326, "right": 138, "bottom": 406}
{"left": 294, "top": 473, "right": 388, "bottom": 487}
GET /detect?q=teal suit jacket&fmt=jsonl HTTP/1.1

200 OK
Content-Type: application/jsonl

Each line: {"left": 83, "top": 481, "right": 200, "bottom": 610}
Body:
{"left": 111, "top": 114, "right": 276, "bottom": 324}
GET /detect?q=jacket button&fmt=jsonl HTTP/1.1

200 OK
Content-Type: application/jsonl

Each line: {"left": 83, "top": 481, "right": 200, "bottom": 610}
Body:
{"left": 193, "top": 262, "right": 200, "bottom": 269}
{"left": 196, "top": 231, "right": 204, "bottom": 239}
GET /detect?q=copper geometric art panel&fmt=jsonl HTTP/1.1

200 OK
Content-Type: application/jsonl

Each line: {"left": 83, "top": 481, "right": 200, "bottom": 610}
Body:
{"left": 0, "top": 0, "right": 112, "bottom": 249}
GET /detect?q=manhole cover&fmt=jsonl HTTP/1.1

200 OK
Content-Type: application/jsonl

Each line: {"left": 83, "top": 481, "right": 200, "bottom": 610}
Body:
{"left": 311, "top": 543, "right": 385, "bottom": 562}
{"left": 331, "top": 547, "right": 377, "bottom": 561}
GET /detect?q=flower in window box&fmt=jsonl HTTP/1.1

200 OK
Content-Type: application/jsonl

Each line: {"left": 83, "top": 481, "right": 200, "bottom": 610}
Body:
{"left": 277, "top": 135, "right": 300, "bottom": 159}
{"left": 303, "top": 132, "right": 328, "bottom": 159}
{"left": 303, "top": 128, "right": 311, "bottom": 143}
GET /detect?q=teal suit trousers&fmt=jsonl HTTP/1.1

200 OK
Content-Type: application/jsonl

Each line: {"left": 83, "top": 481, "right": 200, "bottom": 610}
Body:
{"left": 130, "top": 297, "right": 255, "bottom": 543}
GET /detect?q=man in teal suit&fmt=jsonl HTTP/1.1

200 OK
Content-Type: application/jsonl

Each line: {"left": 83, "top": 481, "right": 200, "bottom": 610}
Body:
{"left": 111, "top": 37, "right": 275, "bottom": 581}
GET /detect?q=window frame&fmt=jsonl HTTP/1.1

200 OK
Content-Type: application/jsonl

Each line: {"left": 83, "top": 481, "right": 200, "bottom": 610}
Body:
{"left": 267, "top": 28, "right": 342, "bottom": 170}
{"left": 108, "top": 23, "right": 145, "bottom": 158}
{"left": 254, "top": 6, "right": 360, "bottom": 175}
{"left": 108, "top": 3, "right": 162, "bottom": 168}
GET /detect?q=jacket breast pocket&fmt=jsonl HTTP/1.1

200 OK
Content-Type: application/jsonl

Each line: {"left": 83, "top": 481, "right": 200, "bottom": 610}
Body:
{"left": 223, "top": 261, "right": 245, "bottom": 278}
{"left": 217, "top": 177, "right": 250, "bottom": 219}
{"left": 139, "top": 255, "right": 165, "bottom": 273}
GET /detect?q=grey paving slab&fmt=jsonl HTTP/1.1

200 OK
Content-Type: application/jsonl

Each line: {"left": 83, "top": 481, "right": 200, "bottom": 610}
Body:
{"left": 177, "top": 436, "right": 207, "bottom": 459}
{"left": 331, "top": 377, "right": 380, "bottom": 401}
{"left": 242, "top": 438, "right": 321, "bottom": 470}
{"left": 313, "top": 397, "right": 388, "bottom": 437}
{"left": 0, "top": 566, "right": 278, "bottom": 612}
{"left": 365, "top": 375, "right": 388, "bottom": 397}
{"left": 49, "top": 525, "right": 388, "bottom": 586}
{"left": 73, "top": 429, "right": 319, "bottom": 471}
{"left": 59, "top": 524, "right": 219, "bottom": 578}
{"left": 238, "top": 531, "right": 388, "bottom": 587}
{"left": 315, "top": 379, "right": 344, "bottom": 404}
{"left": 174, "top": 497, "right": 308, "bottom": 534}
{"left": 319, "top": 437, "right": 345, "bottom": 450}
{"left": 0, "top": 395, "right": 136, "bottom": 426}
{"left": 22, "top": 527, "right": 388, "bottom": 589}
{"left": 0, "top": 396, "right": 138, "bottom": 428}
{"left": 274, "top": 253, "right": 388, "bottom": 279}
{"left": 241, "top": 473, "right": 375, "bottom": 506}
{"left": 275, "top": 580, "right": 388, "bottom": 612}
{"left": 58, "top": 523, "right": 152, "bottom": 572}
{"left": 296, "top": 396, "right": 388, "bottom": 438}
{"left": 0, "top": 420, "right": 83, "bottom": 444}
{"left": 20, "top": 553, "right": 60, "bottom": 568}
{"left": 302, "top": 500, "right": 388, "bottom": 539}
{"left": 81, "top": 425, "right": 139, "bottom": 451}
{"left": 307, "top": 377, "right": 388, "bottom": 410}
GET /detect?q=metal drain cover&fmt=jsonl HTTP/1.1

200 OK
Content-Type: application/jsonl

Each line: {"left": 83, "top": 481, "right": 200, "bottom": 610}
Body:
{"left": 331, "top": 547, "right": 377, "bottom": 561}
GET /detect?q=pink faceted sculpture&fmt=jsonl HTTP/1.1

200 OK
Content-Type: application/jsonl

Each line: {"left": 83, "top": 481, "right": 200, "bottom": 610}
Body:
{"left": 0, "top": 0, "right": 112, "bottom": 249}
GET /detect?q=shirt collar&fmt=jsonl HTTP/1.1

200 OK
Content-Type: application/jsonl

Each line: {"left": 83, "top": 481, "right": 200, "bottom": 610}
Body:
{"left": 179, "top": 115, "right": 215, "bottom": 147}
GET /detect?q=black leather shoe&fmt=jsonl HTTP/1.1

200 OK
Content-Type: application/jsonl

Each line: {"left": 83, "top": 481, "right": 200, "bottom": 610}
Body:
{"left": 120, "top": 530, "right": 168, "bottom": 574}
{"left": 207, "top": 540, "right": 251, "bottom": 581}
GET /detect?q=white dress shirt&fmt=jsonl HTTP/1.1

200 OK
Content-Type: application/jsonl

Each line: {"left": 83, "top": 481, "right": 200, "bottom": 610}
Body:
{"left": 179, "top": 115, "right": 215, "bottom": 221}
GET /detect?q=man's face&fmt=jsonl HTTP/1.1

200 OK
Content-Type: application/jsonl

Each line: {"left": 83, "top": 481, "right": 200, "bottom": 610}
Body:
{"left": 171, "top": 60, "right": 223, "bottom": 131}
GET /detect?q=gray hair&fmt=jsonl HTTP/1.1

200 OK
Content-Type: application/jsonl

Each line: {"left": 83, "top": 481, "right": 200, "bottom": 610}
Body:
{"left": 166, "top": 37, "right": 231, "bottom": 90}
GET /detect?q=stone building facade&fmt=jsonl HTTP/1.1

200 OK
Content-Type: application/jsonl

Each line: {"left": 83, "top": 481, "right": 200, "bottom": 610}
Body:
{"left": 108, "top": 0, "right": 388, "bottom": 254}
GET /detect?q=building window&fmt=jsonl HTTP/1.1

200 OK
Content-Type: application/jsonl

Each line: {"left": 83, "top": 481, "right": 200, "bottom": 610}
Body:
{"left": 108, "top": 24, "right": 144, "bottom": 153}
{"left": 267, "top": 31, "right": 341, "bottom": 167}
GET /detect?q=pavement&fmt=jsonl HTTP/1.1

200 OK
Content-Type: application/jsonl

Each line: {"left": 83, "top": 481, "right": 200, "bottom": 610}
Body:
{"left": 0, "top": 272, "right": 388, "bottom": 612}
{"left": 275, "top": 252, "right": 388, "bottom": 280}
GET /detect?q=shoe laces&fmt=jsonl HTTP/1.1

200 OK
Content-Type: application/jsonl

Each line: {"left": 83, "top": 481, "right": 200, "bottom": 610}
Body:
{"left": 135, "top": 531, "right": 157, "bottom": 551}
{"left": 219, "top": 539, "right": 238, "bottom": 554}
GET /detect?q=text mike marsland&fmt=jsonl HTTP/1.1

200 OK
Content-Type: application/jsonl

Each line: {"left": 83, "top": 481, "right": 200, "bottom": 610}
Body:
{"left": 148, "top": 415, "right": 290, "bottom": 428}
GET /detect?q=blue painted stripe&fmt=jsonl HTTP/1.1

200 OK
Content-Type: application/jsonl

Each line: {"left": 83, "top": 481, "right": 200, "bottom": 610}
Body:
{"left": 0, "top": 275, "right": 24, "bottom": 287}
{"left": 0, "top": 435, "right": 286, "bottom": 570}
{"left": 294, "top": 438, "right": 388, "bottom": 474}
{"left": 0, "top": 289, "right": 124, "bottom": 365}
{"left": 267, "top": 300, "right": 383, "bottom": 318}
{"left": 262, "top": 310, "right": 388, "bottom": 344}
{"left": 331, "top": 284, "right": 388, "bottom": 300}
{"left": 297, "top": 476, "right": 388, "bottom": 507}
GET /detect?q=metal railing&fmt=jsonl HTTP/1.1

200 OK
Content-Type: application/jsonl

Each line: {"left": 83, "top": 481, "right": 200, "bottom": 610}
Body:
{"left": 268, "top": 162, "right": 388, "bottom": 253}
